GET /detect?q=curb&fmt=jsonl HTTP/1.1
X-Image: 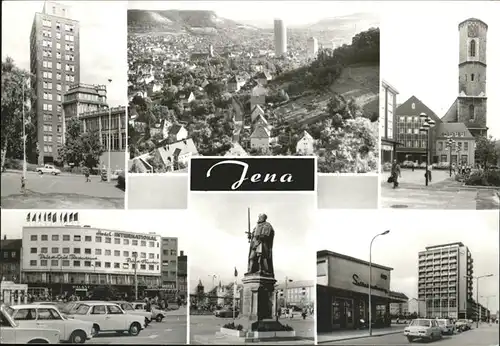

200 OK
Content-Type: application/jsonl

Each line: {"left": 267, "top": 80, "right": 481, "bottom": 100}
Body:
{"left": 317, "top": 330, "right": 403, "bottom": 344}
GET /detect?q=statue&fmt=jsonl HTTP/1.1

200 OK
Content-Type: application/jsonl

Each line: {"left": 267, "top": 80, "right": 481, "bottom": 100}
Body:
{"left": 247, "top": 213, "right": 274, "bottom": 276}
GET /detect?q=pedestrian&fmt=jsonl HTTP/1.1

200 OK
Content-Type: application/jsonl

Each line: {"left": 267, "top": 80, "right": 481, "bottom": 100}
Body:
{"left": 390, "top": 159, "right": 401, "bottom": 188}
{"left": 411, "top": 161, "right": 415, "bottom": 172}
{"left": 21, "top": 176, "right": 26, "bottom": 193}
{"left": 83, "top": 166, "right": 90, "bottom": 182}
{"left": 427, "top": 164, "right": 433, "bottom": 182}
{"left": 302, "top": 310, "right": 307, "bottom": 320}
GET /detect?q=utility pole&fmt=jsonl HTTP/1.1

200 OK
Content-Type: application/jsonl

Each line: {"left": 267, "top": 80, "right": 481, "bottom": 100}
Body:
{"left": 22, "top": 78, "right": 27, "bottom": 180}
{"left": 107, "top": 79, "right": 112, "bottom": 182}
{"left": 133, "top": 252, "right": 138, "bottom": 300}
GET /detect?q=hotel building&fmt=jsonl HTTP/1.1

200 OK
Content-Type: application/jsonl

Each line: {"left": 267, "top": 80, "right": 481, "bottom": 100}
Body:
{"left": 21, "top": 213, "right": 161, "bottom": 297}
{"left": 317, "top": 250, "right": 407, "bottom": 332}
{"left": 417, "top": 242, "right": 474, "bottom": 319}
{"left": 30, "top": 1, "right": 80, "bottom": 164}
{"left": 276, "top": 280, "right": 315, "bottom": 308}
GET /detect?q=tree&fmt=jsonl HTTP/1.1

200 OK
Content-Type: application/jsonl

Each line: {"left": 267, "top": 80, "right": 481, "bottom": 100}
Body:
{"left": 1, "top": 57, "right": 36, "bottom": 171}
{"left": 58, "top": 117, "right": 104, "bottom": 169}
{"left": 475, "top": 135, "right": 499, "bottom": 169}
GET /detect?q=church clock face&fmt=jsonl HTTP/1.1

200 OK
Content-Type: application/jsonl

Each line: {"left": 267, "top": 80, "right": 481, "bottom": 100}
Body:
{"left": 468, "top": 23, "right": 478, "bottom": 37}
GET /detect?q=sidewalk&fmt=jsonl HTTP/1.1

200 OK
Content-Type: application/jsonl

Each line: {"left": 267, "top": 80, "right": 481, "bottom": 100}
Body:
{"left": 317, "top": 325, "right": 406, "bottom": 344}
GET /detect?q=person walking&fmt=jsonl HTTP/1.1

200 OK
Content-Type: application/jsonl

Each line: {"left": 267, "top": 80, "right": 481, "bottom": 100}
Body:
{"left": 21, "top": 176, "right": 26, "bottom": 193}
{"left": 83, "top": 166, "right": 91, "bottom": 182}
{"left": 427, "top": 163, "right": 433, "bottom": 182}
{"left": 390, "top": 160, "right": 401, "bottom": 188}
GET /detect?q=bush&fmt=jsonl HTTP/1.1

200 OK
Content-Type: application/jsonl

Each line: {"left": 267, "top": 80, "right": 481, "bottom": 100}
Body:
{"left": 222, "top": 322, "right": 243, "bottom": 331}
{"left": 254, "top": 323, "right": 294, "bottom": 332}
{"left": 3, "top": 158, "right": 38, "bottom": 171}
{"left": 465, "top": 170, "right": 500, "bottom": 187}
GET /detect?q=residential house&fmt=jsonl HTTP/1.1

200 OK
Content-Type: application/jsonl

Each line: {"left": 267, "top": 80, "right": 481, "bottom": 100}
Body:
{"left": 250, "top": 105, "right": 265, "bottom": 122}
{"left": 155, "top": 138, "right": 199, "bottom": 171}
{"left": 296, "top": 130, "right": 314, "bottom": 155}
{"left": 253, "top": 113, "right": 269, "bottom": 130}
{"left": 250, "top": 85, "right": 267, "bottom": 110}
{"left": 250, "top": 125, "right": 271, "bottom": 152}
{"left": 227, "top": 75, "right": 246, "bottom": 93}
{"left": 255, "top": 71, "right": 272, "bottom": 86}
{"left": 167, "top": 124, "right": 188, "bottom": 143}
{"left": 433, "top": 123, "right": 476, "bottom": 165}
{"left": 150, "top": 119, "right": 171, "bottom": 140}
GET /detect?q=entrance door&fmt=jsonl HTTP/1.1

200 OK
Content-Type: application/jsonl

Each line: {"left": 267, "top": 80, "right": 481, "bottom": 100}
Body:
{"left": 333, "top": 298, "right": 354, "bottom": 329}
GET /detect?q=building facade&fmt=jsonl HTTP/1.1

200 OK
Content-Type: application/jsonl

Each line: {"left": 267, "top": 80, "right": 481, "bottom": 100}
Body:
{"left": 307, "top": 37, "right": 318, "bottom": 60}
{"left": 317, "top": 250, "right": 407, "bottom": 332}
{"left": 0, "top": 237, "right": 22, "bottom": 283}
{"left": 160, "top": 237, "right": 178, "bottom": 293}
{"left": 380, "top": 80, "right": 401, "bottom": 164}
{"left": 21, "top": 214, "right": 161, "bottom": 297}
{"left": 433, "top": 123, "right": 476, "bottom": 165}
{"left": 177, "top": 250, "right": 187, "bottom": 300}
{"left": 30, "top": 1, "right": 80, "bottom": 164}
{"left": 395, "top": 96, "right": 442, "bottom": 164}
{"left": 276, "top": 280, "right": 315, "bottom": 308}
{"left": 274, "top": 19, "right": 287, "bottom": 57}
{"left": 417, "top": 242, "right": 474, "bottom": 319}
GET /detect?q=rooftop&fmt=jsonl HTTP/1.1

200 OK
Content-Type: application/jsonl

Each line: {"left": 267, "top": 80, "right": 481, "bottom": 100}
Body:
{"left": 317, "top": 250, "right": 394, "bottom": 271}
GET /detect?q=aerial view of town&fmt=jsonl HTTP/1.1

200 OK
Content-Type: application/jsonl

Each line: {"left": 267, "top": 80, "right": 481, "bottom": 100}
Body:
{"left": 127, "top": 2, "right": 380, "bottom": 173}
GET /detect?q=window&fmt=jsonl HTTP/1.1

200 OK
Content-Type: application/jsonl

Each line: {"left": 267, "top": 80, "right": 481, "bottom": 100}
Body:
{"left": 51, "top": 235, "right": 59, "bottom": 241}
{"left": 469, "top": 40, "right": 476, "bottom": 57}
{"left": 84, "top": 236, "right": 91, "bottom": 242}
{"left": 438, "top": 141, "right": 443, "bottom": 151}
{"left": 469, "top": 105, "right": 475, "bottom": 120}
{"left": 56, "top": 62, "right": 61, "bottom": 70}
{"left": 471, "top": 73, "right": 475, "bottom": 81}
{"left": 43, "top": 19, "right": 52, "bottom": 27}
{"left": 107, "top": 305, "right": 123, "bottom": 314}
{"left": 85, "top": 248, "right": 91, "bottom": 254}
{"left": 123, "top": 251, "right": 129, "bottom": 257}
{"left": 105, "top": 250, "right": 111, "bottom": 256}
{"left": 149, "top": 253, "right": 154, "bottom": 259}
{"left": 96, "top": 236, "right": 102, "bottom": 242}
{"left": 56, "top": 83, "right": 62, "bottom": 91}
{"left": 141, "top": 241, "right": 146, "bottom": 247}
{"left": 74, "top": 248, "right": 81, "bottom": 254}
{"left": 140, "top": 264, "right": 146, "bottom": 270}
{"left": 14, "top": 308, "right": 37, "bottom": 320}
{"left": 62, "top": 260, "right": 70, "bottom": 266}
{"left": 56, "top": 32, "right": 61, "bottom": 39}
{"left": 73, "top": 261, "right": 80, "bottom": 267}
{"left": 56, "top": 52, "right": 61, "bottom": 59}
{"left": 52, "top": 247, "right": 59, "bottom": 254}
{"left": 105, "top": 237, "right": 111, "bottom": 243}
{"left": 62, "top": 247, "right": 69, "bottom": 253}
{"left": 30, "top": 247, "right": 37, "bottom": 254}
{"left": 56, "top": 42, "right": 61, "bottom": 50}
{"left": 114, "top": 263, "right": 120, "bottom": 269}
{"left": 84, "top": 261, "right": 91, "bottom": 267}
{"left": 51, "top": 259, "right": 58, "bottom": 267}
{"left": 114, "top": 238, "right": 120, "bottom": 244}
{"left": 74, "top": 235, "right": 81, "bottom": 241}
{"left": 41, "top": 247, "right": 48, "bottom": 253}
{"left": 123, "top": 239, "right": 129, "bottom": 245}
{"left": 113, "top": 250, "right": 120, "bottom": 257}
{"left": 149, "top": 241, "right": 155, "bottom": 247}
{"left": 105, "top": 262, "right": 111, "bottom": 268}
{"left": 41, "top": 259, "right": 48, "bottom": 266}
{"left": 30, "top": 260, "right": 37, "bottom": 266}
{"left": 57, "top": 94, "right": 62, "bottom": 101}
{"left": 41, "top": 235, "right": 48, "bottom": 241}
{"left": 95, "top": 249, "right": 102, "bottom": 255}
{"left": 140, "top": 252, "right": 146, "bottom": 259}
{"left": 464, "top": 142, "right": 469, "bottom": 150}
{"left": 63, "top": 235, "right": 70, "bottom": 241}
{"left": 95, "top": 261, "right": 101, "bottom": 267}
{"left": 149, "top": 265, "right": 154, "bottom": 271}
{"left": 132, "top": 240, "right": 138, "bottom": 246}
{"left": 31, "top": 235, "right": 38, "bottom": 241}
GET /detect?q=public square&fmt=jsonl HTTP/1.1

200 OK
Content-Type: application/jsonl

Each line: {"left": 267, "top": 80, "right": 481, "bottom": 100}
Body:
{"left": 381, "top": 169, "right": 500, "bottom": 209}
{"left": 323, "top": 324, "right": 499, "bottom": 345}
{"left": 190, "top": 315, "right": 314, "bottom": 344}
{"left": 87, "top": 309, "right": 187, "bottom": 345}
{"left": 1, "top": 170, "right": 124, "bottom": 209}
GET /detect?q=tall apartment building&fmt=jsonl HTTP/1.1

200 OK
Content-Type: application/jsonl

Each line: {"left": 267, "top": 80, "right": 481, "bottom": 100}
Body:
{"left": 274, "top": 19, "right": 287, "bottom": 57}
{"left": 417, "top": 242, "right": 474, "bottom": 319}
{"left": 30, "top": 1, "right": 80, "bottom": 164}
{"left": 160, "top": 237, "right": 178, "bottom": 294}
{"left": 177, "top": 250, "right": 187, "bottom": 300}
{"left": 380, "top": 80, "right": 400, "bottom": 164}
{"left": 307, "top": 37, "right": 318, "bottom": 60}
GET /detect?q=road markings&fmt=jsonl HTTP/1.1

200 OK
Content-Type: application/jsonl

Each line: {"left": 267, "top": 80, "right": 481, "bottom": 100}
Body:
{"left": 164, "top": 328, "right": 173, "bottom": 332}
{"left": 148, "top": 334, "right": 159, "bottom": 339}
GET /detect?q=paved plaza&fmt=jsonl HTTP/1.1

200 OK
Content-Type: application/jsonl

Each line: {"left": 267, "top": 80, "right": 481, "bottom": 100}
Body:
{"left": 381, "top": 169, "right": 500, "bottom": 210}
{"left": 87, "top": 310, "right": 187, "bottom": 345}
{"left": 1, "top": 170, "right": 124, "bottom": 209}
{"left": 323, "top": 324, "right": 499, "bottom": 345}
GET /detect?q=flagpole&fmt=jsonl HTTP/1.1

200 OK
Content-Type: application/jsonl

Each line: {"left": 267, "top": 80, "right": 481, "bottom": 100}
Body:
{"left": 22, "top": 77, "right": 27, "bottom": 180}
{"left": 233, "top": 268, "right": 237, "bottom": 320}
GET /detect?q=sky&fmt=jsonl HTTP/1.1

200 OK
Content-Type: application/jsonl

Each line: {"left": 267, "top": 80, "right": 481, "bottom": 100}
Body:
{"left": 314, "top": 210, "right": 500, "bottom": 313}
{"left": 1, "top": 1, "right": 128, "bottom": 107}
{"left": 128, "top": 1, "right": 381, "bottom": 27}
{"left": 0, "top": 209, "right": 189, "bottom": 252}
{"left": 382, "top": 1, "right": 500, "bottom": 139}
{"left": 187, "top": 193, "right": 317, "bottom": 292}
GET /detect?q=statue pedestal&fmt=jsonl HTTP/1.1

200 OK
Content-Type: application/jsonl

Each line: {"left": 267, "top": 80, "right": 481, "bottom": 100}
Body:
{"left": 241, "top": 273, "right": 276, "bottom": 322}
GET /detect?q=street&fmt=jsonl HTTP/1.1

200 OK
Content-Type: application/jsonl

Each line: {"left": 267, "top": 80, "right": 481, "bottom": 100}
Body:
{"left": 190, "top": 314, "right": 315, "bottom": 341}
{"left": 381, "top": 169, "right": 500, "bottom": 210}
{"left": 324, "top": 325, "right": 499, "bottom": 345}
{"left": 1, "top": 170, "right": 124, "bottom": 209}
{"left": 87, "top": 313, "right": 187, "bottom": 345}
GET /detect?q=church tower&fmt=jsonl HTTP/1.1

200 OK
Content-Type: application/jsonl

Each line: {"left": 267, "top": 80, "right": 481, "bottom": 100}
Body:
{"left": 457, "top": 18, "right": 488, "bottom": 137}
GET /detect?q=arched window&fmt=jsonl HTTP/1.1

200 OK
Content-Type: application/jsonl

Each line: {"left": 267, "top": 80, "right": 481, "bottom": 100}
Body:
{"left": 469, "top": 105, "right": 474, "bottom": 120}
{"left": 469, "top": 40, "right": 476, "bottom": 57}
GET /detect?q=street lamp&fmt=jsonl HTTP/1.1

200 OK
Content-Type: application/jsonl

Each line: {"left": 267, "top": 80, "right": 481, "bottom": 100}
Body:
{"left": 132, "top": 252, "right": 138, "bottom": 300}
{"left": 22, "top": 77, "right": 27, "bottom": 181}
{"left": 418, "top": 113, "right": 436, "bottom": 186}
{"left": 446, "top": 136, "right": 456, "bottom": 177}
{"left": 464, "top": 274, "right": 494, "bottom": 328}
{"left": 107, "top": 79, "right": 112, "bottom": 182}
{"left": 369, "top": 230, "right": 390, "bottom": 336}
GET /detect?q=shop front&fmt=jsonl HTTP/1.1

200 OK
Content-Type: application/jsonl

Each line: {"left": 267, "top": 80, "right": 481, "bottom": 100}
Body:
{"left": 317, "top": 251, "right": 408, "bottom": 333}
{"left": 0, "top": 281, "right": 28, "bottom": 305}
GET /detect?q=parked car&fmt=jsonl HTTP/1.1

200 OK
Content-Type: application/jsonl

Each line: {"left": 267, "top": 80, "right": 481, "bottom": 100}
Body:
{"left": 214, "top": 307, "right": 239, "bottom": 318}
{"left": 117, "top": 170, "right": 125, "bottom": 189}
{"left": 455, "top": 319, "right": 472, "bottom": 331}
{"left": 0, "top": 305, "right": 61, "bottom": 344}
{"left": 131, "top": 302, "right": 166, "bottom": 322}
{"left": 66, "top": 302, "right": 145, "bottom": 336}
{"left": 36, "top": 164, "right": 61, "bottom": 175}
{"left": 110, "top": 301, "right": 152, "bottom": 326}
{"left": 9, "top": 304, "right": 94, "bottom": 344}
{"left": 403, "top": 318, "right": 443, "bottom": 342}
{"left": 436, "top": 318, "right": 455, "bottom": 335}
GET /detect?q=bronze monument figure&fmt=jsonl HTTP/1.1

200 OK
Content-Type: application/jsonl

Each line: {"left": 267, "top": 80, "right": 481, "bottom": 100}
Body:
{"left": 247, "top": 213, "right": 274, "bottom": 276}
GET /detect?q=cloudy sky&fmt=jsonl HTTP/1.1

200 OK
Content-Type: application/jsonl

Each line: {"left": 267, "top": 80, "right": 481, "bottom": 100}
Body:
{"left": 382, "top": 1, "right": 500, "bottom": 139}
{"left": 1, "top": 1, "right": 127, "bottom": 107}
{"left": 187, "top": 193, "right": 316, "bottom": 292}
{"left": 315, "top": 210, "right": 500, "bottom": 312}
{"left": 1, "top": 210, "right": 189, "bottom": 251}
{"left": 128, "top": 1, "right": 380, "bottom": 27}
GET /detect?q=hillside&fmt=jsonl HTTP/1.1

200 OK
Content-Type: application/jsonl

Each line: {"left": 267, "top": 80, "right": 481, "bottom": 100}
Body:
{"left": 307, "top": 12, "right": 380, "bottom": 31}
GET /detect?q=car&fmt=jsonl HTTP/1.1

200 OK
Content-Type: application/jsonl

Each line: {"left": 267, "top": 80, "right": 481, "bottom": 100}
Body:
{"left": 214, "top": 307, "right": 239, "bottom": 318}
{"left": 403, "top": 318, "right": 442, "bottom": 343}
{"left": 111, "top": 301, "right": 152, "bottom": 326}
{"left": 36, "top": 164, "right": 61, "bottom": 175}
{"left": 0, "top": 305, "right": 61, "bottom": 344}
{"left": 131, "top": 302, "right": 166, "bottom": 323}
{"left": 436, "top": 318, "right": 455, "bottom": 335}
{"left": 456, "top": 319, "right": 472, "bottom": 331}
{"left": 117, "top": 170, "right": 125, "bottom": 189}
{"left": 66, "top": 302, "right": 145, "bottom": 337}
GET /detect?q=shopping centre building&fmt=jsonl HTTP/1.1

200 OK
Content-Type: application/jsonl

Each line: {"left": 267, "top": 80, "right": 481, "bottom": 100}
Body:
{"left": 22, "top": 214, "right": 162, "bottom": 298}
{"left": 317, "top": 250, "right": 408, "bottom": 332}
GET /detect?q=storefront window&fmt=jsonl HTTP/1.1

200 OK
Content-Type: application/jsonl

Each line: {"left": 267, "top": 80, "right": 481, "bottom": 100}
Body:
{"left": 375, "top": 304, "right": 386, "bottom": 324}
{"left": 332, "top": 300, "right": 341, "bottom": 326}
{"left": 359, "top": 300, "right": 365, "bottom": 321}
{"left": 345, "top": 300, "right": 353, "bottom": 324}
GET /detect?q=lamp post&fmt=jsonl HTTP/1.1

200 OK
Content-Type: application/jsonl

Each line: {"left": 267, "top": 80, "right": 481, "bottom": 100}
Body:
{"left": 418, "top": 113, "right": 436, "bottom": 186}
{"left": 284, "top": 277, "right": 293, "bottom": 312}
{"left": 132, "top": 252, "right": 138, "bottom": 300}
{"left": 446, "top": 136, "right": 456, "bottom": 177}
{"left": 107, "top": 79, "right": 112, "bottom": 182}
{"left": 465, "top": 274, "right": 493, "bottom": 328}
{"left": 369, "top": 230, "right": 390, "bottom": 336}
{"left": 22, "top": 77, "right": 27, "bottom": 181}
